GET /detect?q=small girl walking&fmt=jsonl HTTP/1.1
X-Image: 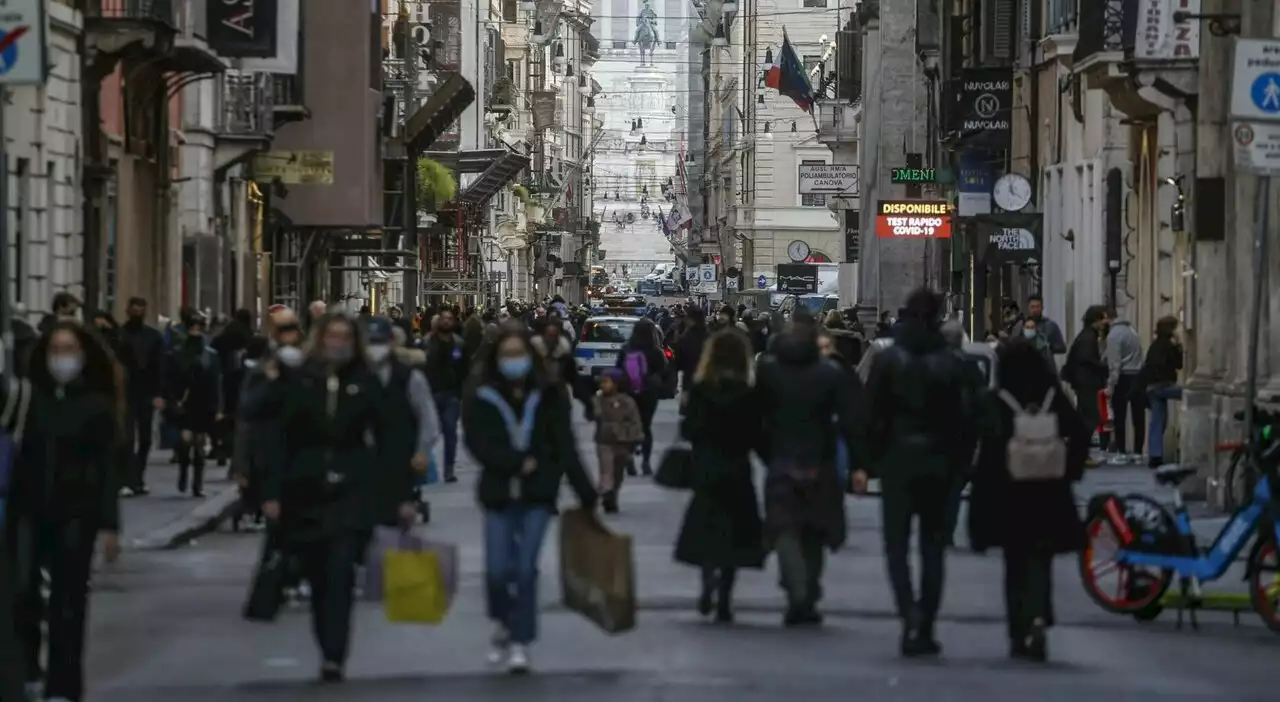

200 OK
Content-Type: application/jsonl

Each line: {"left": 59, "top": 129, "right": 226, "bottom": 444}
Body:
{"left": 593, "top": 369, "right": 644, "bottom": 513}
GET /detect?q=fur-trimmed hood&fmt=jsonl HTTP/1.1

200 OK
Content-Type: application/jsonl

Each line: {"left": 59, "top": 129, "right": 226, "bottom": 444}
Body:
{"left": 531, "top": 334, "right": 572, "bottom": 359}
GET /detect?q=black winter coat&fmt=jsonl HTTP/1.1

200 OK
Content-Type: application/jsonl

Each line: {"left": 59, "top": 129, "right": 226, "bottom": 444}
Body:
{"left": 261, "top": 360, "right": 408, "bottom": 542}
{"left": 755, "top": 336, "right": 859, "bottom": 550}
{"left": 967, "top": 385, "right": 1090, "bottom": 554}
{"left": 865, "top": 322, "right": 977, "bottom": 480}
{"left": 1, "top": 378, "right": 121, "bottom": 533}
{"left": 463, "top": 381, "right": 596, "bottom": 511}
{"left": 673, "top": 377, "right": 765, "bottom": 569}
{"left": 674, "top": 324, "right": 708, "bottom": 387}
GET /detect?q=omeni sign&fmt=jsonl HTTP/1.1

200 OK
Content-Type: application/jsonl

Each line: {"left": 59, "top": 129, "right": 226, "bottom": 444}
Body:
{"left": 875, "top": 200, "right": 952, "bottom": 239}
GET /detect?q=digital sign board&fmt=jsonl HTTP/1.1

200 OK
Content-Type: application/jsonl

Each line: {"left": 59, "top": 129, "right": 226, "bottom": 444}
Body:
{"left": 874, "top": 200, "right": 952, "bottom": 239}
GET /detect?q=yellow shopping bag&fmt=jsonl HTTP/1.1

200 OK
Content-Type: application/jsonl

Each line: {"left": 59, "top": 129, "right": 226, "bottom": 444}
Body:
{"left": 383, "top": 549, "right": 451, "bottom": 624}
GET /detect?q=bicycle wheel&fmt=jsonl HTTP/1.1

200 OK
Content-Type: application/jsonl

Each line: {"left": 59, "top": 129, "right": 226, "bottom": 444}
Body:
{"left": 1223, "top": 448, "right": 1253, "bottom": 511}
{"left": 1247, "top": 537, "right": 1280, "bottom": 634}
{"left": 1079, "top": 513, "right": 1172, "bottom": 614}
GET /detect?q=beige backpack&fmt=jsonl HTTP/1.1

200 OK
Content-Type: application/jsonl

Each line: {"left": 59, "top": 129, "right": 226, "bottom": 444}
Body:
{"left": 998, "top": 388, "right": 1067, "bottom": 481}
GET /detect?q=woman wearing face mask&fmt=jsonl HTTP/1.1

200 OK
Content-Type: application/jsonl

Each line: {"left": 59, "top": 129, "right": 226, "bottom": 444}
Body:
{"left": 162, "top": 313, "right": 223, "bottom": 497}
{"left": 462, "top": 322, "right": 597, "bottom": 674}
{"left": 2, "top": 321, "right": 123, "bottom": 702}
{"left": 1021, "top": 318, "right": 1055, "bottom": 370}
{"left": 259, "top": 313, "right": 413, "bottom": 683}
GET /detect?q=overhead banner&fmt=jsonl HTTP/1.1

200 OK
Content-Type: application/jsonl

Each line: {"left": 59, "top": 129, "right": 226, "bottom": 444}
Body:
{"left": 776, "top": 264, "right": 819, "bottom": 294}
{"left": 843, "top": 210, "right": 861, "bottom": 263}
{"left": 208, "top": 0, "right": 279, "bottom": 58}
{"left": 957, "top": 151, "right": 993, "bottom": 217}
{"left": 875, "top": 200, "right": 953, "bottom": 239}
{"left": 975, "top": 212, "right": 1044, "bottom": 265}
{"left": 959, "top": 68, "right": 1013, "bottom": 148}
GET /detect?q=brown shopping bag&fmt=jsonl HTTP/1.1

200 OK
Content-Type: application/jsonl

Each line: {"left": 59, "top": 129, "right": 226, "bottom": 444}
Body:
{"left": 559, "top": 508, "right": 636, "bottom": 634}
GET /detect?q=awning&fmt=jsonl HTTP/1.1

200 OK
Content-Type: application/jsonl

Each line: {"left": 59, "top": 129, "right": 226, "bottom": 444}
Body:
{"left": 405, "top": 73, "right": 476, "bottom": 151}
{"left": 457, "top": 151, "right": 531, "bottom": 206}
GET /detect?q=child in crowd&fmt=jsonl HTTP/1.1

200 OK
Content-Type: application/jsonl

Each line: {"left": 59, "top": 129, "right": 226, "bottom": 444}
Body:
{"left": 593, "top": 369, "right": 644, "bottom": 513}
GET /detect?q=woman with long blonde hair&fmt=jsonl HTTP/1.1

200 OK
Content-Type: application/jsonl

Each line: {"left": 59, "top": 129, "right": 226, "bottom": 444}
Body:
{"left": 672, "top": 329, "right": 764, "bottom": 623}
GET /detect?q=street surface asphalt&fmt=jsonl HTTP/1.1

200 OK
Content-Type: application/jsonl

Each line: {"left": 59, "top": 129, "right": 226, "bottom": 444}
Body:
{"left": 85, "top": 400, "right": 1277, "bottom": 701}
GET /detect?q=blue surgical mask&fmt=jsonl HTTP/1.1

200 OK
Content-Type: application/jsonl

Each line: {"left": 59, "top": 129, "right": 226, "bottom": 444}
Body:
{"left": 1023, "top": 328, "right": 1037, "bottom": 339}
{"left": 498, "top": 355, "right": 533, "bottom": 380}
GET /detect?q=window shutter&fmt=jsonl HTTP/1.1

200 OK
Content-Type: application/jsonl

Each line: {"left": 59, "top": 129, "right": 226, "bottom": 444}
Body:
{"left": 983, "top": 0, "right": 1014, "bottom": 63}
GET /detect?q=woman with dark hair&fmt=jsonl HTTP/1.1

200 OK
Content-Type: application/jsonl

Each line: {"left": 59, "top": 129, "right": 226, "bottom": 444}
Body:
{"left": 1142, "top": 315, "right": 1183, "bottom": 467}
{"left": 615, "top": 317, "right": 667, "bottom": 475}
{"left": 2, "top": 321, "right": 123, "bottom": 702}
{"left": 1061, "top": 305, "right": 1109, "bottom": 460}
{"left": 967, "top": 338, "right": 1089, "bottom": 662}
{"left": 674, "top": 329, "right": 764, "bottom": 623}
{"left": 463, "top": 321, "right": 596, "bottom": 673}
{"left": 259, "top": 313, "right": 414, "bottom": 683}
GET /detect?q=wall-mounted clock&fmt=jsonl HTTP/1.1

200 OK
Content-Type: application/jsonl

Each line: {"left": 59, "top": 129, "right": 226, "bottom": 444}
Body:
{"left": 992, "top": 173, "right": 1032, "bottom": 212}
{"left": 786, "top": 239, "right": 811, "bottom": 262}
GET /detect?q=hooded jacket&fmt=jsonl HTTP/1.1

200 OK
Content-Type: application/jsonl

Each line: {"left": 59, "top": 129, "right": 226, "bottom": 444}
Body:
{"left": 1105, "top": 319, "right": 1143, "bottom": 387}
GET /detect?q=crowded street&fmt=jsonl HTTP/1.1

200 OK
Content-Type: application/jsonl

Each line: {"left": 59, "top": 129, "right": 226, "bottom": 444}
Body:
{"left": 84, "top": 400, "right": 1276, "bottom": 702}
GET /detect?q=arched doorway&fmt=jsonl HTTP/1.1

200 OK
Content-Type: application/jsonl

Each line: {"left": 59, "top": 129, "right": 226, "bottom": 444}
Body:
{"left": 805, "top": 252, "right": 832, "bottom": 263}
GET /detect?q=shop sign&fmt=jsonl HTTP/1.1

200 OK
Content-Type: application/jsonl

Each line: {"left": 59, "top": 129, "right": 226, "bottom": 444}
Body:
{"left": 776, "top": 264, "right": 819, "bottom": 294}
{"left": 960, "top": 68, "right": 1012, "bottom": 139}
{"left": 875, "top": 200, "right": 952, "bottom": 239}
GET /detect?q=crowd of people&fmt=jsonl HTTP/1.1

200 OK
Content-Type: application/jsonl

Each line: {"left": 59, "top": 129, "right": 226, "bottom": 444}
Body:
{"left": 0, "top": 285, "right": 1185, "bottom": 699}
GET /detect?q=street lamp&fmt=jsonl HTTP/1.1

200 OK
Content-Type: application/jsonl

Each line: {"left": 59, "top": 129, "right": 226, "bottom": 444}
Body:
{"left": 578, "top": 73, "right": 590, "bottom": 95}
{"left": 722, "top": 0, "right": 738, "bottom": 12}
{"left": 520, "top": 0, "right": 535, "bottom": 10}
{"left": 553, "top": 43, "right": 567, "bottom": 68}
{"left": 532, "top": 21, "right": 546, "bottom": 43}
{"left": 712, "top": 22, "right": 728, "bottom": 47}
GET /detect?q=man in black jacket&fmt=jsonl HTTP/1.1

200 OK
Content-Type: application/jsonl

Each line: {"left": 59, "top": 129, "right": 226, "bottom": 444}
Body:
{"left": 674, "top": 306, "right": 708, "bottom": 403}
{"left": 866, "top": 288, "right": 977, "bottom": 657}
{"left": 118, "top": 296, "right": 166, "bottom": 495}
{"left": 424, "top": 308, "right": 470, "bottom": 483}
{"left": 756, "top": 310, "right": 865, "bottom": 626}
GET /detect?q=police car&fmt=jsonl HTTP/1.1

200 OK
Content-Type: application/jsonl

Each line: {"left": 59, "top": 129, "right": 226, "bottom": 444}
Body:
{"left": 574, "top": 315, "right": 673, "bottom": 382}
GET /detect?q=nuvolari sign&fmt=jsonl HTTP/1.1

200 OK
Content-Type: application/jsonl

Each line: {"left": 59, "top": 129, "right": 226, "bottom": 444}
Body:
{"left": 875, "top": 200, "right": 953, "bottom": 239}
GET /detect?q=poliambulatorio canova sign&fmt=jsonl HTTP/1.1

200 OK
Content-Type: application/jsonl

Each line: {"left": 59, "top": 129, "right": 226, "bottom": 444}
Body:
{"left": 875, "top": 200, "right": 953, "bottom": 239}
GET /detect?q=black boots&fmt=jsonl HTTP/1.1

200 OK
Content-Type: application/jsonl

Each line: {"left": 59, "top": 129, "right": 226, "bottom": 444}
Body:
{"left": 1010, "top": 619, "right": 1047, "bottom": 662}
{"left": 901, "top": 611, "right": 941, "bottom": 657}
{"left": 602, "top": 490, "right": 619, "bottom": 514}
{"left": 177, "top": 443, "right": 205, "bottom": 497}
{"left": 783, "top": 603, "right": 823, "bottom": 627}
{"left": 698, "top": 569, "right": 735, "bottom": 623}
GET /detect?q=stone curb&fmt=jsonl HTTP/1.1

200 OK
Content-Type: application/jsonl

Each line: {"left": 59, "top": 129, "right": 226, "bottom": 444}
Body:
{"left": 126, "top": 486, "right": 243, "bottom": 551}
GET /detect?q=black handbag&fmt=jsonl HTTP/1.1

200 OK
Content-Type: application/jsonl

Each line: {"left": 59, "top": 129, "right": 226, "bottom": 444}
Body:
{"left": 654, "top": 443, "right": 695, "bottom": 489}
{"left": 243, "top": 545, "right": 287, "bottom": 622}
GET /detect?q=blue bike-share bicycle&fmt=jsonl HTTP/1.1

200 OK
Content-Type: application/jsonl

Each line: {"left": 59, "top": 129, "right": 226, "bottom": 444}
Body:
{"left": 1079, "top": 405, "right": 1280, "bottom": 632}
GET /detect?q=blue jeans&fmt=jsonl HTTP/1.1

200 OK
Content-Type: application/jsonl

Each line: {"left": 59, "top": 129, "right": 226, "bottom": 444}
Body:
{"left": 1147, "top": 385, "right": 1183, "bottom": 460}
{"left": 434, "top": 393, "right": 460, "bottom": 477}
{"left": 483, "top": 505, "right": 553, "bottom": 644}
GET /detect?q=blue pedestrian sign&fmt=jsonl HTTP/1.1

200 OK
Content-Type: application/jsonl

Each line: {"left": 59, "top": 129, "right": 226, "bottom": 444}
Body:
{"left": 0, "top": 0, "right": 47, "bottom": 86}
{"left": 756, "top": 275, "right": 767, "bottom": 289}
{"left": 1251, "top": 73, "right": 1280, "bottom": 114}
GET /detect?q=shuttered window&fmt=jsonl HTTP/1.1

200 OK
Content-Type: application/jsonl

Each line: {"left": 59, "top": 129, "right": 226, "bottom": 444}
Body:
{"left": 982, "top": 0, "right": 1014, "bottom": 63}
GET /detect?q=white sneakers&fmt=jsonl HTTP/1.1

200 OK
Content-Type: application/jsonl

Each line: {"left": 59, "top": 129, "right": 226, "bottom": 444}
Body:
{"left": 487, "top": 623, "right": 530, "bottom": 673}
{"left": 487, "top": 623, "right": 510, "bottom": 664}
{"left": 506, "top": 644, "right": 530, "bottom": 674}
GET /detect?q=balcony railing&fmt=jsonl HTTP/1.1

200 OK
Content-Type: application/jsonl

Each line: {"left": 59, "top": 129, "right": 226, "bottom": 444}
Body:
{"left": 90, "top": 0, "right": 178, "bottom": 26}
{"left": 1073, "top": 0, "right": 1136, "bottom": 65}
{"left": 815, "top": 101, "right": 859, "bottom": 144}
{"left": 271, "top": 73, "right": 304, "bottom": 109}
{"left": 220, "top": 72, "right": 275, "bottom": 137}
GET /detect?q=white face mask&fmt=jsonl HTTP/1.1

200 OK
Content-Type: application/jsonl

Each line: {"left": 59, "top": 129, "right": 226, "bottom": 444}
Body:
{"left": 367, "top": 344, "right": 391, "bottom": 364}
{"left": 48, "top": 355, "right": 84, "bottom": 384}
{"left": 276, "top": 345, "right": 304, "bottom": 368}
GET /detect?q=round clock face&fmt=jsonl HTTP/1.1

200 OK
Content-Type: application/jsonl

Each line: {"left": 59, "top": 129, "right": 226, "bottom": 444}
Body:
{"left": 787, "top": 240, "right": 811, "bottom": 262}
{"left": 993, "top": 174, "right": 1032, "bottom": 211}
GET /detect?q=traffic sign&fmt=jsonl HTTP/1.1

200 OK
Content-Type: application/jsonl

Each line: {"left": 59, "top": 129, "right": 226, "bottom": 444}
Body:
{"left": 757, "top": 275, "right": 767, "bottom": 289}
{"left": 685, "top": 266, "right": 697, "bottom": 281}
{"left": 1231, "top": 39, "right": 1280, "bottom": 121}
{"left": 0, "top": 0, "right": 47, "bottom": 86}
{"left": 1232, "top": 120, "right": 1280, "bottom": 175}
{"left": 726, "top": 277, "right": 739, "bottom": 292}
{"left": 698, "top": 265, "right": 715, "bottom": 282}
